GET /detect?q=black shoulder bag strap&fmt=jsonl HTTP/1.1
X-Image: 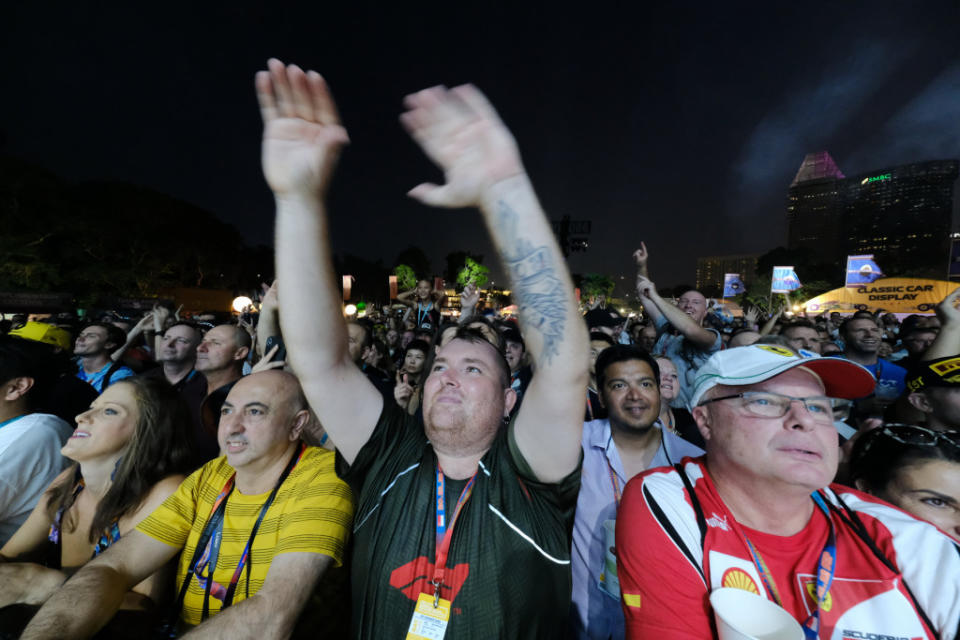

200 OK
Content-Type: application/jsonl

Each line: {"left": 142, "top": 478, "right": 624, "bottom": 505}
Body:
{"left": 675, "top": 462, "right": 708, "bottom": 549}
{"left": 100, "top": 360, "right": 124, "bottom": 392}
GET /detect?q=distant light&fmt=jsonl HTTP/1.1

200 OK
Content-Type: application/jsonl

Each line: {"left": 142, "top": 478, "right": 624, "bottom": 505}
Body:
{"left": 344, "top": 304, "right": 357, "bottom": 316}
{"left": 232, "top": 296, "right": 253, "bottom": 313}
{"left": 861, "top": 173, "right": 891, "bottom": 185}
{"left": 792, "top": 304, "right": 801, "bottom": 312}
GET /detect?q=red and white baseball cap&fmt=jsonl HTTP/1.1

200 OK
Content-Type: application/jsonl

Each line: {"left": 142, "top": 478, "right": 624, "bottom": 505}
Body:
{"left": 689, "top": 344, "right": 876, "bottom": 409}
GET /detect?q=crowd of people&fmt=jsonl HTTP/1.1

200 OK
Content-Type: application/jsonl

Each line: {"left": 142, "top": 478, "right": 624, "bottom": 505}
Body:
{"left": 0, "top": 58, "right": 958, "bottom": 639}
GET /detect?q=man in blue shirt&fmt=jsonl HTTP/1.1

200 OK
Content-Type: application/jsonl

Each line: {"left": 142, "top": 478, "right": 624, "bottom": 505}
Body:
{"left": 570, "top": 345, "right": 703, "bottom": 639}
{"left": 74, "top": 323, "right": 134, "bottom": 393}
{"left": 837, "top": 316, "right": 905, "bottom": 413}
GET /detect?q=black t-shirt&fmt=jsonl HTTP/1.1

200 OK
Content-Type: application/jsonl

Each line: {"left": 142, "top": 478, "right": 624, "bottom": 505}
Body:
{"left": 413, "top": 302, "right": 441, "bottom": 331}
{"left": 336, "top": 403, "right": 580, "bottom": 639}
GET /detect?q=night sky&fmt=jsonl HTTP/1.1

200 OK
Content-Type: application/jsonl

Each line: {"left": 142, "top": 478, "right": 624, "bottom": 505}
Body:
{"left": 4, "top": 2, "right": 960, "bottom": 293}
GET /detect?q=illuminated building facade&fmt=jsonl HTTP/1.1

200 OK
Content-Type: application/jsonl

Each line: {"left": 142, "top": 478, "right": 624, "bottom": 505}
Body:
{"left": 695, "top": 253, "right": 760, "bottom": 296}
{"left": 787, "top": 152, "right": 959, "bottom": 275}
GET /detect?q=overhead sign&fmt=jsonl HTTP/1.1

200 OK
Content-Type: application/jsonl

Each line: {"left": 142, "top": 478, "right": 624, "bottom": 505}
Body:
{"left": 845, "top": 255, "right": 883, "bottom": 287}
{"left": 860, "top": 173, "right": 891, "bottom": 185}
{"left": 804, "top": 278, "right": 958, "bottom": 314}
{"left": 723, "top": 273, "right": 745, "bottom": 297}
{"left": 0, "top": 291, "right": 73, "bottom": 312}
{"left": 771, "top": 266, "right": 801, "bottom": 293}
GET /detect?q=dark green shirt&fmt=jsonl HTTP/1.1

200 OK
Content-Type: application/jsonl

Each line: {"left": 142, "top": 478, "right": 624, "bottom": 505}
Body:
{"left": 337, "top": 403, "right": 580, "bottom": 639}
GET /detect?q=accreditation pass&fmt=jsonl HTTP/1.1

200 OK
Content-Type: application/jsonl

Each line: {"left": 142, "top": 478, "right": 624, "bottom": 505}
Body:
{"left": 406, "top": 592, "right": 451, "bottom": 640}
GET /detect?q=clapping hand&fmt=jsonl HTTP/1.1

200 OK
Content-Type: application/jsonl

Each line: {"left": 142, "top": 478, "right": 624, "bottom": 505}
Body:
{"left": 401, "top": 85, "right": 524, "bottom": 209}
{"left": 257, "top": 59, "right": 349, "bottom": 198}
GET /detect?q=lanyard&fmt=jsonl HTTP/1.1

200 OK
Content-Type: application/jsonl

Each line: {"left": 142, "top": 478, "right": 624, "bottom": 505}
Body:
{"left": 739, "top": 492, "right": 836, "bottom": 639}
{"left": 417, "top": 302, "right": 433, "bottom": 327}
{"left": 175, "top": 442, "right": 305, "bottom": 621}
{"left": 605, "top": 456, "right": 622, "bottom": 506}
{"left": 605, "top": 428, "right": 669, "bottom": 508}
{"left": 0, "top": 415, "right": 24, "bottom": 430}
{"left": 432, "top": 466, "right": 477, "bottom": 607}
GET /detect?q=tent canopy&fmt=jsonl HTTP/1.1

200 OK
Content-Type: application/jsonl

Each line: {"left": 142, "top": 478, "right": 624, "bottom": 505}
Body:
{"left": 803, "top": 278, "right": 958, "bottom": 315}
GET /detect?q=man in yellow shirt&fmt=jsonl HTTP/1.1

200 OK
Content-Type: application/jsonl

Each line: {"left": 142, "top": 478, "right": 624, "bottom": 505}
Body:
{"left": 22, "top": 370, "right": 354, "bottom": 639}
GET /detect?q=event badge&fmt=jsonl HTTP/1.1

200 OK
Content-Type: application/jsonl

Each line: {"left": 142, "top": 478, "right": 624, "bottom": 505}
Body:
{"left": 597, "top": 518, "right": 620, "bottom": 599}
{"left": 405, "top": 592, "right": 451, "bottom": 640}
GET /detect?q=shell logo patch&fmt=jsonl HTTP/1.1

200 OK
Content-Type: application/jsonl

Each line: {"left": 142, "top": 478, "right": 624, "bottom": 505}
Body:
{"left": 721, "top": 568, "right": 759, "bottom": 594}
{"left": 756, "top": 345, "right": 795, "bottom": 358}
{"left": 805, "top": 581, "right": 833, "bottom": 612}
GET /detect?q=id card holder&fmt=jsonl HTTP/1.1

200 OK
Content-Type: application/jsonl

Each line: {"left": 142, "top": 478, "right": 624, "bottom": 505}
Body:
{"left": 596, "top": 518, "right": 620, "bottom": 600}
{"left": 405, "top": 592, "right": 451, "bottom": 640}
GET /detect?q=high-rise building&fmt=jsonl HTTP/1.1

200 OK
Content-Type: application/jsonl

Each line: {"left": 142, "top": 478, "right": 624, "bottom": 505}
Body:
{"left": 787, "top": 153, "right": 959, "bottom": 276}
{"left": 696, "top": 253, "right": 761, "bottom": 295}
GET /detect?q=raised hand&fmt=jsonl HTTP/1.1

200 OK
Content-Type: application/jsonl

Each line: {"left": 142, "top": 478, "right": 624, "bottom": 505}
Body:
{"left": 252, "top": 344, "right": 286, "bottom": 373}
{"left": 393, "top": 371, "right": 415, "bottom": 409}
{"left": 633, "top": 242, "right": 649, "bottom": 267}
{"left": 636, "top": 275, "right": 659, "bottom": 300}
{"left": 256, "top": 59, "right": 349, "bottom": 197}
{"left": 743, "top": 307, "right": 759, "bottom": 326}
{"left": 936, "top": 287, "right": 960, "bottom": 325}
{"left": 460, "top": 282, "right": 480, "bottom": 311}
{"left": 152, "top": 305, "right": 171, "bottom": 333}
{"left": 400, "top": 85, "right": 524, "bottom": 208}
{"left": 134, "top": 312, "right": 155, "bottom": 332}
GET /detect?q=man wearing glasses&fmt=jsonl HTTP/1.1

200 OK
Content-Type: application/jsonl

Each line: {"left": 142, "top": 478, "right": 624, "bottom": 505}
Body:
{"left": 616, "top": 344, "right": 960, "bottom": 639}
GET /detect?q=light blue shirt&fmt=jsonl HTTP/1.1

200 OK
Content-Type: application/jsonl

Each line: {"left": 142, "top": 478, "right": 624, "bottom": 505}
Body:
{"left": 653, "top": 316, "right": 722, "bottom": 410}
{"left": 570, "top": 418, "right": 704, "bottom": 639}
{"left": 75, "top": 361, "right": 134, "bottom": 393}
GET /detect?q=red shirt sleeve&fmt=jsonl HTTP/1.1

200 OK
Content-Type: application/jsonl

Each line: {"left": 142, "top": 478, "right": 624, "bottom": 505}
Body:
{"left": 616, "top": 474, "right": 715, "bottom": 639}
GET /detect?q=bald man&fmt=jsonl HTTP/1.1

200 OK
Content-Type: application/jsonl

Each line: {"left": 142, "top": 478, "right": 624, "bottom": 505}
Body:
{"left": 23, "top": 371, "right": 354, "bottom": 639}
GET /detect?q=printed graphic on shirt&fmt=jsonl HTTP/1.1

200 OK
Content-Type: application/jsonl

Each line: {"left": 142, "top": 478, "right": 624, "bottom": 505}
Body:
{"left": 390, "top": 556, "right": 471, "bottom": 606}
{"left": 721, "top": 567, "right": 759, "bottom": 595}
{"left": 709, "top": 550, "right": 767, "bottom": 599}
{"left": 793, "top": 575, "right": 928, "bottom": 640}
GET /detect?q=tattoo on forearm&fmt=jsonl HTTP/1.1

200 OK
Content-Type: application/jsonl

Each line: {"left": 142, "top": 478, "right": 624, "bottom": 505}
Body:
{"left": 497, "top": 200, "right": 567, "bottom": 364}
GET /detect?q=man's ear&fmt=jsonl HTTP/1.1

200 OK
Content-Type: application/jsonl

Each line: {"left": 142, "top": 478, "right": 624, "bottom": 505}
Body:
{"left": 596, "top": 386, "right": 607, "bottom": 409}
{"left": 853, "top": 478, "right": 871, "bottom": 494}
{"left": 907, "top": 391, "right": 933, "bottom": 415}
{"left": 290, "top": 409, "right": 310, "bottom": 441}
{"left": 502, "top": 387, "right": 518, "bottom": 418}
{"left": 234, "top": 346, "right": 251, "bottom": 362}
{"left": 4, "top": 376, "right": 34, "bottom": 402}
{"left": 691, "top": 405, "right": 712, "bottom": 443}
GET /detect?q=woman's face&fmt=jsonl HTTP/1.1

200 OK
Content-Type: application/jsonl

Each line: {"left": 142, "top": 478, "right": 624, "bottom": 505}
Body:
{"left": 404, "top": 349, "right": 427, "bottom": 375}
{"left": 880, "top": 459, "right": 960, "bottom": 542}
{"left": 63, "top": 382, "right": 139, "bottom": 462}
{"left": 656, "top": 358, "right": 679, "bottom": 403}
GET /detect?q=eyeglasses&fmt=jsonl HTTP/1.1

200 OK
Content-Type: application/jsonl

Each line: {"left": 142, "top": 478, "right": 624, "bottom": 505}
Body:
{"left": 852, "top": 424, "right": 960, "bottom": 466}
{"left": 870, "top": 424, "right": 960, "bottom": 448}
{"left": 698, "top": 391, "right": 833, "bottom": 422}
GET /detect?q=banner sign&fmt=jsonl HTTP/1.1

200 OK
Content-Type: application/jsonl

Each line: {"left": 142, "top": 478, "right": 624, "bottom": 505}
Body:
{"left": 0, "top": 292, "right": 73, "bottom": 312}
{"left": 771, "top": 266, "right": 801, "bottom": 293}
{"left": 723, "top": 273, "right": 745, "bottom": 297}
{"left": 804, "top": 278, "right": 958, "bottom": 314}
{"left": 342, "top": 275, "right": 352, "bottom": 301}
{"left": 389, "top": 275, "right": 398, "bottom": 299}
{"left": 845, "top": 255, "right": 883, "bottom": 287}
